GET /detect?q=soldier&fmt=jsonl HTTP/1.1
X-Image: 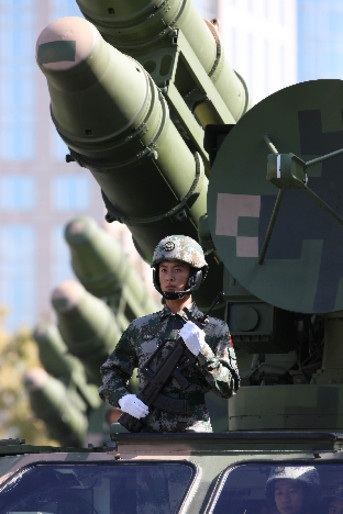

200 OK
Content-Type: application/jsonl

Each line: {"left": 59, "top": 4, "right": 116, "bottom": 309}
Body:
{"left": 99, "top": 234, "right": 240, "bottom": 432}
{"left": 265, "top": 466, "right": 320, "bottom": 514}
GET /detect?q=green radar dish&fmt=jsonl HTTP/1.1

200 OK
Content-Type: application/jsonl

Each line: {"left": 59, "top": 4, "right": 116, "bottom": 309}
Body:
{"left": 208, "top": 79, "right": 343, "bottom": 314}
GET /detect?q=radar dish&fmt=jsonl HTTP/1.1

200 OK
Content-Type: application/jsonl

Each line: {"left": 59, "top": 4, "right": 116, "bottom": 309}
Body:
{"left": 208, "top": 79, "right": 343, "bottom": 314}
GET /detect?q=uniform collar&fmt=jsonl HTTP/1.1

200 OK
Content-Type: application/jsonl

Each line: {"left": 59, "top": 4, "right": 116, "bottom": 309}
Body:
{"left": 160, "top": 302, "right": 202, "bottom": 322}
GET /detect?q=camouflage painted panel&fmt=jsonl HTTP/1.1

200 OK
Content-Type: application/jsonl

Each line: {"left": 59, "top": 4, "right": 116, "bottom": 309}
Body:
{"left": 208, "top": 79, "right": 343, "bottom": 313}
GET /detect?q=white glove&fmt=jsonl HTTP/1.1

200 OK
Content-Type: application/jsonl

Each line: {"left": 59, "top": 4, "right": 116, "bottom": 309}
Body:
{"left": 118, "top": 394, "right": 149, "bottom": 419}
{"left": 179, "top": 321, "right": 206, "bottom": 356}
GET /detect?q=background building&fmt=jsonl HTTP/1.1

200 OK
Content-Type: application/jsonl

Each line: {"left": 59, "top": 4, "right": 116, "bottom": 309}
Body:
{"left": 0, "top": 0, "right": 153, "bottom": 331}
{"left": 297, "top": 0, "right": 343, "bottom": 81}
{"left": 193, "top": 0, "right": 218, "bottom": 20}
{"left": 194, "top": 0, "right": 297, "bottom": 104}
{"left": 1, "top": 0, "right": 343, "bottom": 331}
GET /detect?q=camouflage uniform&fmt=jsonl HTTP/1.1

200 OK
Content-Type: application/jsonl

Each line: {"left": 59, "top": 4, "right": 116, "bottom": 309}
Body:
{"left": 99, "top": 301, "right": 239, "bottom": 432}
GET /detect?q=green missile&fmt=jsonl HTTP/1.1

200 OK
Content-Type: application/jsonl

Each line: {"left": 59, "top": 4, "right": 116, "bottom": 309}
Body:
{"left": 75, "top": 0, "right": 250, "bottom": 123}
{"left": 51, "top": 280, "right": 121, "bottom": 385}
{"left": 64, "top": 216, "right": 160, "bottom": 325}
{"left": 35, "top": 16, "right": 208, "bottom": 260}
{"left": 33, "top": 321, "right": 80, "bottom": 381}
{"left": 24, "top": 368, "right": 88, "bottom": 447}
{"left": 33, "top": 321, "right": 101, "bottom": 408}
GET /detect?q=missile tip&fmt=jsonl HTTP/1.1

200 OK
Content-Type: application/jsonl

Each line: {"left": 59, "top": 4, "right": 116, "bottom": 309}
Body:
{"left": 36, "top": 16, "right": 96, "bottom": 71}
{"left": 24, "top": 368, "right": 48, "bottom": 391}
{"left": 51, "top": 280, "right": 84, "bottom": 312}
{"left": 65, "top": 216, "right": 95, "bottom": 244}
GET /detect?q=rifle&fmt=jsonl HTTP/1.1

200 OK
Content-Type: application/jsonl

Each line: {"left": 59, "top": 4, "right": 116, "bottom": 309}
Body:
{"left": 118, "top": 291, "right": 224, "bottom": 432}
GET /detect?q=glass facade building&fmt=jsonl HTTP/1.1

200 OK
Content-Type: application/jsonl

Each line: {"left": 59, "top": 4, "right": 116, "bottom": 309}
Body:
{"left": 193, "top": 0, "right": 218, "bottom": 20}
{"left": 0, "top": 1, "right": 35, "bottom": 160}
{"left": 0, "top": 0, "right": 104, "bottom": 331}
{"left": 215, "top": 0, "right": 297, "bottom": 105}
{"left": 297, "top": 0, "right": 343, "bottom": 81}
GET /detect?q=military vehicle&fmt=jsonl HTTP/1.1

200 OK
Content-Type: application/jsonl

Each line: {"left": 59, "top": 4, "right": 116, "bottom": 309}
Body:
{"left": 1, "top": 0, "right": 343, "bottom": 512}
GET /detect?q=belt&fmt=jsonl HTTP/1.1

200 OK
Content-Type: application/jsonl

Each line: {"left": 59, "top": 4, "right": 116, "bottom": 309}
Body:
{"left": 152, "top": 391, "right": 205, "bottom": 414}
{"left": 165, "top": 391, "right": 205, "bottom": 406}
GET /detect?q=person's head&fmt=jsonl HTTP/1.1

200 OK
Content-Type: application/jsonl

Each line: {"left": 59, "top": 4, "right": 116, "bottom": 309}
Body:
{"left": 152, "top": 235, "right": 208, "bottom": 300}
{"left": 266, "top": 466, "right": 320, "bottom": 514}
{"left": 273, "top": 479, "right": 305, "bottom": 514}
{"left": 158, "top": 260, "right": 191, "bottom": 298}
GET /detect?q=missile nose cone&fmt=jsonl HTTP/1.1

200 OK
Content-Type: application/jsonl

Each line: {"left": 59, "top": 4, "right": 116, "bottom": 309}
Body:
{"left": 67, "top": 219, "right": 87, "bottom": 235}
{"left": 51, "top": 280, "right": 84, "bottom": 312}
{"left": 33, "top": 321, "right": 57, "bottom": 341}
{"left": 65, "top": 216, "right": 94, "bottom": 245}
{"left": 24, "top": 368, "right": 48, "bottom": 392}
{"left": 33, "top": 322, "right": 48, "bottom": 339}
{"left": 36, "top": 16, "right": 96, "bottom": 71}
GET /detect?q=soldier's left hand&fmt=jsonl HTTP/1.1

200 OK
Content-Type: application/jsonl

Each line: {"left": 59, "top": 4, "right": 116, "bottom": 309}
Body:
{"left": 179, "top": 321, "right": 206, "bottom": 356}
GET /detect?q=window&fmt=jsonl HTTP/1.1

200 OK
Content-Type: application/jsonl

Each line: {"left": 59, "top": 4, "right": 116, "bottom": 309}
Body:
{"left": 0, "top": 225, "right": 35, "bottom": 329}
{"left": 52, "top": 129, "right": 70, "bottom": 161}
{"left": 192, "top": 0, "right": 218, "bottom": 19}
{"left": 51, "top": 0, "right": 81, "bottom": 19}
{"left": 209, "top": 462, "right": 343, "bottom": 513}
{"left": 0, "top": 461, "right": 196, "bottom": 513}
{"left": 0, "top": 176, "right": 35, "bottom": 209}
{"left": 51, "top": 224, "right": 74, "bottom": 286}
{"left": 0, "top": 1, "right": 35, "bottom": 159}
{"left": 52, "top": 175, "right": 90, "bottom": 210}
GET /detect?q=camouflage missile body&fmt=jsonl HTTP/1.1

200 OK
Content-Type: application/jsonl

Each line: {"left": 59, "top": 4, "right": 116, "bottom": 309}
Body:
{"left": 28, "top": 218, "right": 163, "bottom": 445}
{"left": 33, "top": 321, "right": 101, "bottom": 401}
{"left": 27, "top": 322, "right": 103, "bottom": 446}
{"left": 35, "top": 5, "right": 250, "bottom": 308}
{"left": 51, "top": 280, "right": 121, "bottom": 385}
{"left": 24, "top": 367, "right": 89, "bottom": 447}
{"left": 64, "top": 216, "right": 160, "bottom": 328}
{"left": 35, "top": 16, "right": 208, "bottom": 261}
{"left": 75, "top": 0, "right": 250, "bottom": 124}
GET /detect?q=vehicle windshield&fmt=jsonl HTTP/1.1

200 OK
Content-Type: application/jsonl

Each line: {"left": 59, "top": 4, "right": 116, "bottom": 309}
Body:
{"left": 209, "top": 462, "right": 343, "bottom": 514}
{"left": 0, "top": 461, "right": 195, "bottom": 514}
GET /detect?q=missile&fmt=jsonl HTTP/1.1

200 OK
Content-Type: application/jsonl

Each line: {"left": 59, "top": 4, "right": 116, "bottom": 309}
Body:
{"left": 51, "top": 280, "right": 120, "bottom": 385}
{"left": 33, "top": 321, "right": 101, "bottom": 408}
{"left": 36, "top": 16, "right": 208, "bottom": 260}
{"left": 75, "top": 0, "right": 250, "bottom": 123}
{"left": 64, "top": 216, "right": 160, "bottom": 324}
{"left": 24, "top": 368, "right": 88, "bottom": 447}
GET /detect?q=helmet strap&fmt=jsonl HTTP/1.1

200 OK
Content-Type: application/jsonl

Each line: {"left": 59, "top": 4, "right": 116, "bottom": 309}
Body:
{"left": 162, "top": 289, "right": 191, "bottom": 300}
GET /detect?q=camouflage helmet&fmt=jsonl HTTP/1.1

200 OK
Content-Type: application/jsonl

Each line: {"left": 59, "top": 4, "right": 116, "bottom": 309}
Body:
{"left": 152, "top": 235, "right": 207, "bottom": 268}
{"left": 152, "top": 235, "right": 208, "bottom": 299}
{"left": 266, "top": 466, "right": 320, "bottom": 510}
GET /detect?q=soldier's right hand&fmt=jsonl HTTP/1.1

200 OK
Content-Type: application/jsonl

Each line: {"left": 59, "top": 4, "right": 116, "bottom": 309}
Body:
{"left": 118, "top": 394, "right": 149, "bottom": 419}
